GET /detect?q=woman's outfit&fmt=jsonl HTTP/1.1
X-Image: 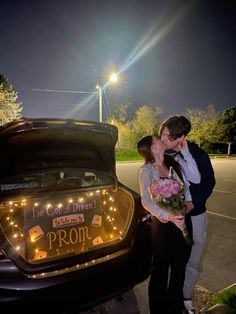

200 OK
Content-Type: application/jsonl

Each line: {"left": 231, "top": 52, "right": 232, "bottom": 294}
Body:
{"left": 138, "top": 162, "right": 192, "bottom": 314}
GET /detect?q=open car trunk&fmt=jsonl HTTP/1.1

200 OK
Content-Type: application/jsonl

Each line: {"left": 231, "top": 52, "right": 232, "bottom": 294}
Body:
{"left": 0, "top": 119, "right": 137, "bottom": 276}
{"left": 0, "top": 118, "right": 118, "bottom": 179}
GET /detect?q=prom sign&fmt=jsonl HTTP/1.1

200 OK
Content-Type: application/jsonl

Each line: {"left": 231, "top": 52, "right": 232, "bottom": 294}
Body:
{"left": 22, "top": 192, "right": 112, "bottom": 262}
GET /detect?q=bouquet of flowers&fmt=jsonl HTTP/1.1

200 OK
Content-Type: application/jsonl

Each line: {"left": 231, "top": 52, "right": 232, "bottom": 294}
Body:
{"left": 150, "top": 167, "right": 192, "bottom": 246}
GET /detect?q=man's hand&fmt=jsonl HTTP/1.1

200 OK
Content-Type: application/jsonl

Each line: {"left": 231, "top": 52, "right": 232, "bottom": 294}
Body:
{"left": 178, "top": 138, "right": 188, "bottom": 151}
{"left": 184, "top": 201, "right": 194, "bottom": 214}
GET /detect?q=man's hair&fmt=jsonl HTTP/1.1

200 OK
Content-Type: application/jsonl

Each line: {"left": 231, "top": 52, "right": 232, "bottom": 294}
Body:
{"left": 159, "top": 115, "right": 191, "bottom": 139}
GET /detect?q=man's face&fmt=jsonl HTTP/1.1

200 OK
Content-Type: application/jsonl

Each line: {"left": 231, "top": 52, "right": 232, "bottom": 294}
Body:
{"left": 161, "top": 126, "right": 183, "bottom": 150}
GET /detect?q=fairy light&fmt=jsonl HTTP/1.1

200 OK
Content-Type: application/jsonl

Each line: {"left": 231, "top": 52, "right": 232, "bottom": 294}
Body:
{"left": 0, "top": 187, "right": 130, "bottom": 265}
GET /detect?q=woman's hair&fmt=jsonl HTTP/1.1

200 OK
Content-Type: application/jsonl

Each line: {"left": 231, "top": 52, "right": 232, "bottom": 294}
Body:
{"left": 137, "top": 135, "right": 155, "bottom": 163}
{"left": 137, "top": 135, "right": 183, "bottom": 179}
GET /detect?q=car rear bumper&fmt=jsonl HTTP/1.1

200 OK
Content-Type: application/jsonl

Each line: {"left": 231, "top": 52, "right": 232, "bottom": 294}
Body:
{"left": 0, "top": 218, "right": 152, "bottom": 312}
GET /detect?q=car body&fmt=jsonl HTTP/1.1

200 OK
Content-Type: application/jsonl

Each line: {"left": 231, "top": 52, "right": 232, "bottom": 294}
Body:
{"left": 0, "top": 118, "right": 152, "bottom": 313}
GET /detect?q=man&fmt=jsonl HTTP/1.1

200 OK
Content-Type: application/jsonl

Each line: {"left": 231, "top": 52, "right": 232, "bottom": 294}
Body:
{"left": 159, "top": 115, "right": 215, "bottom": 314}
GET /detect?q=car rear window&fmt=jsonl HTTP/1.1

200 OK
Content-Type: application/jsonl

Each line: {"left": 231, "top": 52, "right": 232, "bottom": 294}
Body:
{"left": 0, "top": 169, "right": 114, "bottom": 195}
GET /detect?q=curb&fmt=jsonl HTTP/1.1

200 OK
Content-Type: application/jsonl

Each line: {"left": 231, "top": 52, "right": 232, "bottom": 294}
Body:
{"left": 206, "top": 303, "right": 232, "bottom": 314}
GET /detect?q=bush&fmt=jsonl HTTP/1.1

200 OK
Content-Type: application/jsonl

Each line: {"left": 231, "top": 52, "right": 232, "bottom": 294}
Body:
{"left": 201, "top": 142, "right": 216, "bottom": 154}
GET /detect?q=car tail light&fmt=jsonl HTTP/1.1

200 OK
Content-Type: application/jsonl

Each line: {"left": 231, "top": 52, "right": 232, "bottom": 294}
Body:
{"left": 0, "top": 187, "right": 134, "bottom": 266}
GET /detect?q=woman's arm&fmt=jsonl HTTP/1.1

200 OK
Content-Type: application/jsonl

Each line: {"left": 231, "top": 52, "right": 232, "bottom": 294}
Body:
{"left": 138, "top": 166, "right": 170, "bottom": 221}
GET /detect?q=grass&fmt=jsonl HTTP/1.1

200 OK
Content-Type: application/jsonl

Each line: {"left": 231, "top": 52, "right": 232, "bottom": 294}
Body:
{"left": 209, "top": 287, "right": 236, "bottom": 312}
{"left": 115, "top": 148, "right": 142, "bottom": 161}
{"left": 115, "top": 148, "right": 232, "bottom": 162}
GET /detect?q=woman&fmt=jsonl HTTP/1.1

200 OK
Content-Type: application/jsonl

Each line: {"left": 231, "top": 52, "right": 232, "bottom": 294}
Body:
{"left": 137, "top": 135, "right": 193, "bottom": 314}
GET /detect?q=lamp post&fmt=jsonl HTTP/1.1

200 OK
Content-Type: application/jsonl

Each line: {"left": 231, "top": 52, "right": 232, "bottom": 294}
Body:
{"left": 96, "top": 72, "right": 118, "bottom": 123}
{"left": 97, "top": 85, "right": 102, "bottom": 123}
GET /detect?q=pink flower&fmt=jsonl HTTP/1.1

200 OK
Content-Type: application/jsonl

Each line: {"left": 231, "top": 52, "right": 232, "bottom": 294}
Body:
{"left": 150, "top": 178, "right": 192, "bottom": 246}
{"left": 150, "top": 179, "right": 182, "bottom": 199}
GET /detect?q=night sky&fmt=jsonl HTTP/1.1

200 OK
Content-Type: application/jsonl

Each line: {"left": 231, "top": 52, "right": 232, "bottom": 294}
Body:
{"left": 1, "top": 0, "right": 236, "bottom": 122}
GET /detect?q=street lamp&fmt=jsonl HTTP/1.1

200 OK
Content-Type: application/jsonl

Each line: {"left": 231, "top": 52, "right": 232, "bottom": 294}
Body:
{"left": 96, "top": 73, "right": 118, "bottom": 123}
{"left": 95, "top": 85, "right": 102, "bottom": 123}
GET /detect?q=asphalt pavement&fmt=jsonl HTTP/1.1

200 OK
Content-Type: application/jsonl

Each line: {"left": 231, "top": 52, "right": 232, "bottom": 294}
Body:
{"left": 80, "top": 158, "right": 236, "bottom": 313}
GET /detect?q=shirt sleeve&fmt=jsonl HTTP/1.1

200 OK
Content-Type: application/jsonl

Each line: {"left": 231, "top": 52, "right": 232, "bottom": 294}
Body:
{"left": 182, "top": 172, "right": 192, "bottom": 202}
{"left": 138, "top": 166, "right": 169, "bottom": 221}
{"left": 177, "top": 147, "right": 201, "bottom": 184}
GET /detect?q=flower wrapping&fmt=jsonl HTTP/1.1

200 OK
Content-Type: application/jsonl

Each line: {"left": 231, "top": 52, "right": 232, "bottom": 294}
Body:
{"left": 150, "top": 167, "right": 192, "bottom": 246}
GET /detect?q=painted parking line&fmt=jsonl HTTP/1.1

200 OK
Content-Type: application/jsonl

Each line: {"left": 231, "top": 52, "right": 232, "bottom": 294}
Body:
{"left": 213, "top": 189, "right": 235, "bottom": 194}
{"left": 224, "top": 179, "right": 236, "bottom": 183}
{"left": 207, "top": 211, "right": 236, "bottom": 221}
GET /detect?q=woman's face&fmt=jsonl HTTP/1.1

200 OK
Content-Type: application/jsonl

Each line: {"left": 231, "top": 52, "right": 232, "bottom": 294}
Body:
{"left": 151, "top": 136, "right": 167, "bottom": 154}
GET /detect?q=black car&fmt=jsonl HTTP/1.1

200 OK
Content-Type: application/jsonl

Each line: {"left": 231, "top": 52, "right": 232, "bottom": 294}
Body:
{"left": 0, "top": 118, "right": 152, "bottom": 313}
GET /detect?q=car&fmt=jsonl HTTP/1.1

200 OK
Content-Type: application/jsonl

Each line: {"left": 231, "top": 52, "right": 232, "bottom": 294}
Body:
{"left": 0, "top": 118, "right": 152, "bottom": 313}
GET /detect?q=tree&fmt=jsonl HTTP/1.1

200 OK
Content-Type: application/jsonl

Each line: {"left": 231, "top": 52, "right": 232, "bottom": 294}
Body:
{"left": 186, "top": 105, "right": 224, "bottom": 146}
{"left": 132, "top": 105, "right": 162, "bottom": 146}
{"left": 0, "top": 74, "right": 22, "bottom": 125}
{"left": 107, "top": 105, "right": 162, "bottom": 148}
{"left": 113, "top": 103, "right": 130, "bottom": 123}
{"left": 107, "top": 103, "right": 134, "bottom": 149}
{"left": 107, "top": 117, "right": 134, "bottom": 149}
{"left": 218, "top": 106, "right": 236, "bottom": 155}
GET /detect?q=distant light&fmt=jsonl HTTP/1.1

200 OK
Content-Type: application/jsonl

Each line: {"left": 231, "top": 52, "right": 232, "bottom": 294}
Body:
{"left": 109, "top": 73, "right": 118, "bottom": 83}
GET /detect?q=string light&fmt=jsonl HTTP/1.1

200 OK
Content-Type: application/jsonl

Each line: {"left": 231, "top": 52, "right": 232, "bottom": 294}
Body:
{"left": 0, "top": 189, "right": 131, "bottom": 265}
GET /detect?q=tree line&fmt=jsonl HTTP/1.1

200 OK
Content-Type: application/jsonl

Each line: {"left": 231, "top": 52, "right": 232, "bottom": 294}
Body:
{"left": 107, "top": 104, "right": 235, "bottom": 154}
{"left": 0, "top": 74, "right": 235, "bottom": 154}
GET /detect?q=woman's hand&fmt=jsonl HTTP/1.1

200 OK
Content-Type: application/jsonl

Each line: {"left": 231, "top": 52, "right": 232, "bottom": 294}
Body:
{"left": 184, "top": 201, "right": 194, "bottom": 214}
{"left": 168, "top": 213, "right": 185, "bottom": 229}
